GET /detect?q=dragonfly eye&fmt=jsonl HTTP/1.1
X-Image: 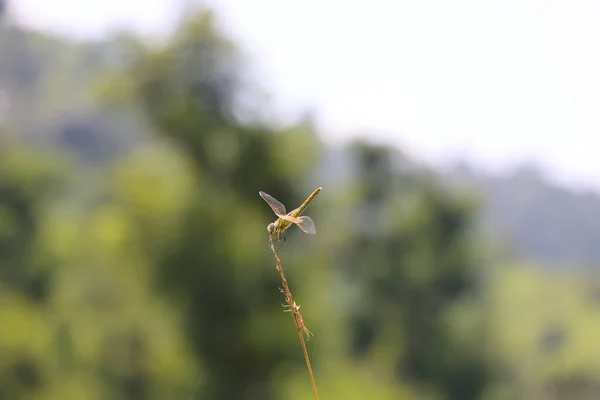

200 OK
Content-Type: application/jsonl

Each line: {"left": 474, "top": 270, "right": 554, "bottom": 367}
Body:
{"left": 267, "top": 223, "right": 276, "bottom": 235}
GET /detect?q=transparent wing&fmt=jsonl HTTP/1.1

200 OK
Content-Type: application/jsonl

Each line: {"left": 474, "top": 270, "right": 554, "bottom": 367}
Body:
{"left": 259, "top": 191, "right": 286, "bottom": 216}
{"left": 295, "top": 216, "right": 316, "bottom": 234}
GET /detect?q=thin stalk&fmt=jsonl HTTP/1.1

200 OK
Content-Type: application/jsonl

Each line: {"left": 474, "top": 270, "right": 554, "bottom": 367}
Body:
{"left": 268, "top": 236, "right": 319, "bottom": 400}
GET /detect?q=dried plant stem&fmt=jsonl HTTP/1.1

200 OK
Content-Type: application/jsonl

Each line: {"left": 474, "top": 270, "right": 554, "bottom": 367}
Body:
{"left": 268, "top": 236, "right": 319, "bottom": 400}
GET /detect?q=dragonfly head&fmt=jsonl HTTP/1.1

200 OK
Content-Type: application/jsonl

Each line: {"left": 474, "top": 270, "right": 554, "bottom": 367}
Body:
{"left": 267, "top": 222, "right": 277, "bottom": 235}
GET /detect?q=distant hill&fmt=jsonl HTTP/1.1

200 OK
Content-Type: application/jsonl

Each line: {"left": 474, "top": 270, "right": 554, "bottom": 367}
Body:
{"left": 444, "top": 161, "right": 600, "bottom": 266}
{"left": 316, "top": 145, "right": 600, "bottom": 267}
{"left": 0, "top": 25, "right": 144, "bottom": 161}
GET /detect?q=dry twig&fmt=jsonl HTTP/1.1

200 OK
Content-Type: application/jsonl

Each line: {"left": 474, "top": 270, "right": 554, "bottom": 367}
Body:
{"left": 268, "top": 236, "right": 319, "bottom": 400}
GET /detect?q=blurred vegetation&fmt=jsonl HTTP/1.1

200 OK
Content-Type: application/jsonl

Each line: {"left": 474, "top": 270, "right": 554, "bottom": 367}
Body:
{"left": 1, "top": 5, "right": 600, "bottom": 400}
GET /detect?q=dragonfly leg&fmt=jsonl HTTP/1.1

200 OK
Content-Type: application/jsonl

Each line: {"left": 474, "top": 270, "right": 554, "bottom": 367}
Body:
{"left": 277, "top": 231, "right": 287, "bottom": 252}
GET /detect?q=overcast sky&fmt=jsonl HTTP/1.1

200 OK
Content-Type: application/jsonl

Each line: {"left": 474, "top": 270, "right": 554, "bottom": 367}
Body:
{"left": 11, "top": 0, "right": 600, "bottom": 189}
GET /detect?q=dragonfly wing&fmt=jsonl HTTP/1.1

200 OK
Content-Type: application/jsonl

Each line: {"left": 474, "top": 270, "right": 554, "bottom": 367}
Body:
{"left": 259, "top": 191, "right": 287, "bottom": 216}
{"left": 295, "top": 216, "right": 316, "bottom": 234}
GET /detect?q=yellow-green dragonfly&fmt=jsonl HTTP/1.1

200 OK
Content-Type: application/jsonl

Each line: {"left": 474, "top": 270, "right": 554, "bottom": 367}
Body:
{"left": 259, "top": 187, "right": 322, "bottom": 248}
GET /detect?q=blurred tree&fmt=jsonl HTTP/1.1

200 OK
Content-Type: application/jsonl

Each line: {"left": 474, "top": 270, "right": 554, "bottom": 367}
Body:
{"left": 0, "top": 140, "right": 65, "bottom": 300}
{"left": 0, "top": 136, "right": 205, "bottom": 398}
{"left": 102, "top": 9, "right": 320, "bottom": 400}
{"left": 341, "top": 140, "right": 492, "bottom": 400}
{"left": 0, "top": 138, "right": 61, "bottom": 398}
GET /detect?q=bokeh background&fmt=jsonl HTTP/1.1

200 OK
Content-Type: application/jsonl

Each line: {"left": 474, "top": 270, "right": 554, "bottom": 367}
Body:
{"left": 2, "top": 1, "right": 600, "bottom": 399}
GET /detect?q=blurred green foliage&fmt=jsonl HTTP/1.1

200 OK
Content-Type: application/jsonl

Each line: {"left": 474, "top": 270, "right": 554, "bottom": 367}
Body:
{"left": 1, "top": 6, "right": 600, "bottom": 400}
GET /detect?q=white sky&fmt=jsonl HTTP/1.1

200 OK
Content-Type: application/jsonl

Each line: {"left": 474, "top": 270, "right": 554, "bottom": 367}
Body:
{"left": 10, "top": 0, "right": 600, "bottom": 189}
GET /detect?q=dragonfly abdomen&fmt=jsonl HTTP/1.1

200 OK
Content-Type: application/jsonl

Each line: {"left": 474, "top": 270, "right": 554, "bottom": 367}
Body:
{"left": 295, "top": 187, "right": 322, "bottom": 217}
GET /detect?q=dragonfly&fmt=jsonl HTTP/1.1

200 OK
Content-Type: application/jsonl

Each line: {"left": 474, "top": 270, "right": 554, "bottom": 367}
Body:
{"left": 259, "top": 187, "right": 322, "bottom": 250}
